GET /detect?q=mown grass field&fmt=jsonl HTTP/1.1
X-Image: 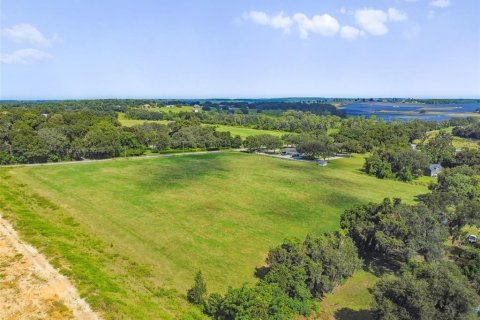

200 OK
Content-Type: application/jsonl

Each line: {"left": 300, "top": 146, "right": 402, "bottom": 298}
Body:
{"left": 427, "top": 127, "right": 479, "bottom": 149}
{"left": 0, "top": 152, "right": 428, "bottom": 319}
{"left": 118, "top": 113, "right": 287, "bottom": 138}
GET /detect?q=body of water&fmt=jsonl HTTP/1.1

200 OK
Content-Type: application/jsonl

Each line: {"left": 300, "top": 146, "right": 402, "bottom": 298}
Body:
{"left": 341, "top": 102, "right": 479, "bottom": 122}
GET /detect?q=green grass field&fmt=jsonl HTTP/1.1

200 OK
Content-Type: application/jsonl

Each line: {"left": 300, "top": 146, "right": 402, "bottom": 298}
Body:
{"left": 426, "top": 127, "right": 480, "bottom": 149}
{"left": 118, "top": 113, "right": 287, "bottom": 138}
{"left": 0, "top": 152, "right": 427, "bottom": 319}
{"left": 317, "top": 270, "right": 379, "bottom": 320}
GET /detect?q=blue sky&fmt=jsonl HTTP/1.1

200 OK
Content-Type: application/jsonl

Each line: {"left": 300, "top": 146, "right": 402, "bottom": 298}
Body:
{"left": 1, "top": 0, "right": 479, "bottom": 99}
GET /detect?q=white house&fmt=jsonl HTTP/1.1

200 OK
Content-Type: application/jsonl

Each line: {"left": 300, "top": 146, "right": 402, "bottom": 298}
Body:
{"left": 429, "top": 164, "right": 444, "bottom": 177}
{"left": 468, "top": 234, "right": 477, "bottom": 243}
{"left": 281, "top": 147, "right": 297, "bottom": 156}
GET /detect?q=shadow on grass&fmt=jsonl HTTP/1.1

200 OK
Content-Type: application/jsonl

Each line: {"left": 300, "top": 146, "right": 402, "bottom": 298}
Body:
{"left": 254, "top": 266, "right": 270, "bottom": 279}
{"left": 334, "top": 308, "right": 373, "bottom": 320}
{"left": 361, "top": 253, "right": 401, "bottom": 277}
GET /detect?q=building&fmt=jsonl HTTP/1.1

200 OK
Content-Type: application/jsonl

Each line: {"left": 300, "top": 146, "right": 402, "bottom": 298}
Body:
{"left": 318, "top": 160, "right": 327, "bottom": 166}
{"left": 468, "top": 234, "right": 477, "bottom": 243}
{"left": 429, "top": 164, "right": 444, "bottom": 177}
{"left": 281, "top": 147, "right": 297, "bottom": 156}
{"left": 410, "top": 143, "right": 417, "bottom": 150}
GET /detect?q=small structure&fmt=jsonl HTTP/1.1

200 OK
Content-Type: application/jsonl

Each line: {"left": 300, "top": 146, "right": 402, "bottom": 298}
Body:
{"left": 318, "top": 159, "right": 327, "bottom": 166}
{"left": 142, "top": 104, "right": 151, "bottom": 108}
{"left": 410, "top": 143, "right": 417, "bottom": 150}
{"left": 429, "top": 164, "right": 444, "bottom": 177}
{"left": 281, "top": 147, "right": 297, "bottom": 156}
{"left": 468, "top": 234, "right": 477, "bottom": 243}
{"left": 41, "top": 113, "right": 49, "bottom": 118}
{"left": 193, "top": 108, "right": 199, "bottom": 113}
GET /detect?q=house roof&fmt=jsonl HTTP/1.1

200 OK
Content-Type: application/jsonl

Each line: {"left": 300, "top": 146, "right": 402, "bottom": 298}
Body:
{"left": 429, "top": 164, "right": 443, "bottom": 170}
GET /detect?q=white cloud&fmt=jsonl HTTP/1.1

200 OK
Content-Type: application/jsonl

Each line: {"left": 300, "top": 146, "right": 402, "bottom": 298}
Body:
{"left": 355, "top": 9, "right": 389, "bottom": 36}
{"left": 1, "top": 23, "right": 56, "bottom": 47}
{"left": 244, "top": 11, "right": 269, "bottom": 25}
{"left": 270, "top": 12, "right": 293, "bottom": 32}
{"left": 388, "top": 8, "right": 408, "bottom": 22}
{"left": 340, "top": 26, "right": 364, "bottom": 40}
{"left": 293, "top": 13, "right": 339, "bottom": 39}
{"left": 427, "top": 10, "right": 436, "bottom": 19}
{"left": 243, "top": 11, "right": 292, "bottom": 33}
{"left": 244, "top": 11, "right": 339, "bottom": 39}
{"left": 243, "top": 8, "right": 406, "bottom": 40}
{"left": 0, "top": 48, "right": 52, "bottom": 64}
{"left": 430, "top": 0, "right": 451, "bottom": 8}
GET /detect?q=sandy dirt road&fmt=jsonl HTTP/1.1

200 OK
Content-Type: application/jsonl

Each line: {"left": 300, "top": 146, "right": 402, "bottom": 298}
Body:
{"left": 0, "top": 214, "right": 99, "bottom": 320}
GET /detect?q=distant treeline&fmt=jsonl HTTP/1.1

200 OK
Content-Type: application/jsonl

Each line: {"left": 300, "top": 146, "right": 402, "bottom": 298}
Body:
{"left": 0, "top": 100, "right": 344, "bottom": 116}
{"left": 0, "top": 109, "right": 241, "bottom": 164}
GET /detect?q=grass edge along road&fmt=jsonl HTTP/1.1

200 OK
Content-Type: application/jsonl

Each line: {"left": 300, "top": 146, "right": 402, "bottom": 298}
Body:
{"left": 0, "top": 152, "right": 427, "bottom": 319}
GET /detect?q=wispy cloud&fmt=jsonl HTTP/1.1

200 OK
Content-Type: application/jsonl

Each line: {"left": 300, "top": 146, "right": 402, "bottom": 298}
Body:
{"left": 1, "top": 23, "right": 57, "bottom": 47}
{"left": 340, "top": 26, "right": 365, "bottom": 40}
{"left": 0, "top": 48, "right": 52, "bottom": 64}
{"left": 293, "top": 13, "right": 339, "bottom": 39}
{"left": 355, "top": 8, "right": 408, "bottom": 36}
{"left": 354, "top": 9, "right": 389, "bottom": 36}
{"left": 430, "top": 0, "right": 451, "bottom": 8}
{"left": 388, "top": 8, "right": 408, "bottom": 22}
{"left": 244, "top": 11, "right": 340, "bottom": 39}
{"left": 243, "top": 11, "right": 293, "bottom": 34}
{"left": 243, "top": 7, "right": 408, "bottom": 40}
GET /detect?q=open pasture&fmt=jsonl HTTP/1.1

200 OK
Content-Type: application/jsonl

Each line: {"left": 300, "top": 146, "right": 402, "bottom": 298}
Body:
{"left": 0, "top": 152, "right": 427, "bottom": 319}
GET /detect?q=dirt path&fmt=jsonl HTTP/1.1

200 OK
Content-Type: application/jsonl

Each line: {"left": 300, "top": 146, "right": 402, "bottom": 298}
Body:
{"left": 0, "top": 214, "right": 100, "bottom": 320}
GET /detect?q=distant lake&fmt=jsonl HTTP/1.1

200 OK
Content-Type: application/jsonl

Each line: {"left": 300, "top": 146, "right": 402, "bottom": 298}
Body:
{"left": 341, "top": 102, "right": 480, "bottom": 122}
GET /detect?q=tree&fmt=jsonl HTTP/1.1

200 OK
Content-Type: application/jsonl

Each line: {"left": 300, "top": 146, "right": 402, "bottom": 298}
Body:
{"left": 205, "top": 283, "right": 301, "bottom": 320}
{"left": 422, "top": 131, "right": 456, "bottom": 164}
{"left": 258, "top": 134, "right": 283, "bottom": 152}
{"left": 133, "top": 123, "right": 170, "bottom": 151}
{"left": 372, "top": 261, "right": 477, "bottom": 320}
{"left": 187, "top": 271, "right": 207, "bottom": 305}
{"left": 364, "top": 152, "right": 394, "bottom": 179}
{"left": 372, "top": 274, "right": 434, "bottom": 320}
{"left": 244, "top": 135, "right": 261, "bottom": 152}
{"left": 296, "top": 134, "right": 336, "bottom": 160}
{"left": 264, "top": 233, "right": 361, "bottom": 299}
{"left": 420, "top": 166, "right": 480, "bottom": 243}
{"left": 364, "top": 147, "right": 429, "bottom": 181}
{"left": 80, "top": 121, "right": 122, "bottom": 159}
{"left": 341, "top": 199, "right": 447, "bottom": 263}
{"left": 37, "top": 127, "right": 68, "bottom": 161}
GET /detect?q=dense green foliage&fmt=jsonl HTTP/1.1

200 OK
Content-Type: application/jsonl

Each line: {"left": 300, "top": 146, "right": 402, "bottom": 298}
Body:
{"left": 372, "top": 261, "right": 477, "bottom": 320}
{"left": 341, "top": 199, "right": 447, "bottom": 263}
{"left": 295, "top": 133, "right": 337, "bottom": 160}
{"left": 196, "top": 232, "right": 361, "bottom": 319}
{"left": 453, "top": 122, "right": 480, "bottom": 139}
{"left": 364, "top": 147, "right": 429, "bottom": 181}
{"left": 420, "top": 131, "right": 457, "bottom": 164}
{"left": 0, "top": 109, "right": 241, "bottom": 164}
{"left": 187, "top": 271, "right": 208, "bottom": 305}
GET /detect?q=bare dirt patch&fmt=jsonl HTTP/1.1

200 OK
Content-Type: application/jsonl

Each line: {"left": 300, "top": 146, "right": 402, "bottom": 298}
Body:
{"left": 0, "top": 214, "right": 99, "bottom": 320}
